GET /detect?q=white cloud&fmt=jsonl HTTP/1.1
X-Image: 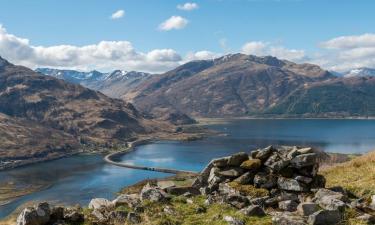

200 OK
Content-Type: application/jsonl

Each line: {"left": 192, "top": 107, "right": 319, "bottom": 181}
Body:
{"left": 320, "top": 33, "right": 375, "bottom": 49}
{"left": 0, "top": 25, "right": 181, "bottom": 73}
{"left": 158, "top": 16, "right": 188, "bottom": 31}
{"left": 241, "top": 41, "right": 305, "bottom": 61}
{"left": 185, "top": 51, "right": 221, "bottom": 61}
{"left": 315, "top": 33, "right": 375, "bottom": 72}
{"left": 110, "top": 10, "right": 125, "bottom": 20}
{"left": 177, "top": 2, "right": 199, "bottom": 11}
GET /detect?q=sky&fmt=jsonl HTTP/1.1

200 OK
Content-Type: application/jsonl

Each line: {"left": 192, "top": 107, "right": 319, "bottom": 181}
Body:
{"left": 1, "top": 0, "right": 375, "bottom": 73}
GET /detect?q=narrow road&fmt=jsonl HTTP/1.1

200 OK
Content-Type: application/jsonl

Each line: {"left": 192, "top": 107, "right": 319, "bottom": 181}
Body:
{"left": 104, "top": 148, "right": 198, "bottom": 175}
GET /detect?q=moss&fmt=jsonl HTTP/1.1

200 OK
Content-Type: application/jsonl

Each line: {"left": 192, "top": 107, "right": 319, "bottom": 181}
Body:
{"left": 228, "top": 182, "right": 269, "bottom": 198}
{"left": 240, "top": 159, "right": 261, "bottom": 170}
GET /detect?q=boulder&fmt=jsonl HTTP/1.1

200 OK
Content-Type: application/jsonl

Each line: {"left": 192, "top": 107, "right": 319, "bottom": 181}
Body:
{"left": 240, "top": 159, "right": 261, "bottom": 171}
{"left": 290, "top": 153, "right": 317, "bottom": 168}
{"left": 127, "top": 212, "right": 141, "bottom": 224}
{"left": 112, "top": 194, "right": 140, "bottom": 208}
{"left": 88, "top": 198, "right": 114, "bottom": 210}
{"left": 165, "top": 186, "right": 200, "bottom": 196}
{"left": 218, "top": 167, "right": 244, "bottom": 178}
{"left": 370, "top": 195, "right": 375, "bottom": 210}
{"left": 297, "top": 147, "right": 313, "bottom": 154}
{"left": 91, "top": 209, "right": 107, "bottom": 222}
{"left": 225, "top": 194, "right": 250, "bottom": 209}
{"left": 277, "top": 177, "right": 307, "bottom": 192}
{"left": 272, "top": 212, "right": 307, "bottom": 225}
{"left": 234, "top": 172, "right": 255, "bottom": 185}
{"left": 63, "top": 208, "right": 84, "bottom": 223}
{"left": 254, "top": 172, "right": 277, "bottom": 189}
{"left": 224, "top": 216, "right": 245, "bottom": 225}
{"left": 108, "top": 211, "right": 128, "bottom": 224}
{"left": 249, "top": 196, "right": 270, "bottom": 207}
{"left": 17, "top": 202, "right": 51, "bottom": 225}
{"left": 307, "top": 209, "right": 342, "bottom": 225}
{"left": 297, "top": 202, "right": 319, "bottom": 216}
{"left": 227, "top": 152, "right": 249, "bottom": 166}
{"left": 317, "top": 195, "right": 346, "bottom": 211}
{"left": 356, "top": 213, "right": 375, "bottom": 224}
{"left": 240, "top": 205, "right": 266, "bottom": 216}
{"left": 264, "top": 153, "right": 290, "bottom": 171}
{"left": 278, "top": 200, "right": 298, "bottom": 212}
{"left": 140, "top": 183, "right": 169, "bottom": 202}
{"left": 314, "top": 189, "right": 347, "bottom": 202}
{"left": 212, "top": 156, "right": 230, "bottom": 167}
{"left": 254, "top": 146, "right": 275, "bottom": 161}
{"left": 17, "top": 208, "right": 39, "bottom": 225}
{"left": 294, "top": 176, "right": 313, "bottom": 184}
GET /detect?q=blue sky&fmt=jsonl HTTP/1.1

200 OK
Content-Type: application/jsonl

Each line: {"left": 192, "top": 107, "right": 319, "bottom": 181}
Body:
{"left": 1, "top": 0, "right": 375, "bottom": 72}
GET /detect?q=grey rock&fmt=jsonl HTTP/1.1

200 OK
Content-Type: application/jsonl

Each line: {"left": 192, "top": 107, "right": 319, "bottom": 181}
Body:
{"left": 225, "top": 194, "right": 249, "bottom": 209}
{"left": 127, "top": 212, "right": 141, "bottom": 224}
{"left": 218, "top": 167, "right": 244, "bottom": 177}
{"left": 91, "top": 209, "right": 107, "bottom": 222}
{"left": 212, "top": 156, "right": 230, "bottom": 167}
{"left": 254, "top": 146, "right": 274, "bottom": 161}
{"left": 240, "top": 205, "right": 266, "bottom": 216}
{"left": 264, "top": 153, "right": 290, "bottom": 171}
{"left": 224, "top": 216, "right": 245, "bottom": 225}
{"left": 227, "top": 152, "right": 249, "bottom": 166}
{"left": 88, "top": 198, "right": 114, "bottom": 210}
{"left": 108, "top": 211, "right": 128, "bottom": 224}
{"left": 249, "top": 196, "right": 270, "bottom": 206}
{"left": 307, "top": 209, "right": 342, "bottom": 225}
{"left": 234, "top": 172, "right": 255, "bottom": 185}
{"left": 63, "top": 208, "right": 84, "bottom": 223}
{"left": 278, "top": 200, "right": 298, "bottom": 212}
{"left": 112, "top": 194, "right": 140, "bottom": 208}
{"left": 314, "top": 189, "right": 347, "bottom": 202}
{"left": 297, "top": 202, "right": 319, "bottom": 216}
{"left": 297, "top": 147, "right": 313, "bottom": 154}
{"left": 140, "top": 183, "right": 169, "bottom": 202}
{"left": 272, "top": 212, "right": 307, "bottom": 225}
{"left": 294, "top": 176, "right": 313, "bottom": 184}
{"left": 163, "top": 205, "right": 175, "bottom": 215}
{"left": 277, "top": 192, "right": 299, "bottom": 202}
{"left": 254, "top": 172, "right": 277, "bottom": 189}
{"left": 290, "top": 153, "right": 317, "bottom": 168}
{"left": 370, "top": 195, "right": 375, "bottom": 210}
{"left": 278, "top": 177, "right": 307, "bottom": 192}
{"left": 356, "top": 213, "right": 375, "bottom": 224}
{"left": 265, "top": 197, "right": 279, "bottom": 207}
{"left": 50, "top": 206, "right": 64, "bottom": 222}
{"left": 17, "top": 208, "right": 39, "bottom": 225}
{"left": 317, "top": 195, "right": 346, "bottom": 211}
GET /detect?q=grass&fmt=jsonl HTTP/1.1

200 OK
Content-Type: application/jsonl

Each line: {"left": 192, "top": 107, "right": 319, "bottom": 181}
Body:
{"left": 139, "top": 195, "right": 272, "bottom": 225}
{"left": 321, "top": 151, "right": 375, "bottom": 198}
{"left": 228, "top": 182, "right": 269, "bottom": 198}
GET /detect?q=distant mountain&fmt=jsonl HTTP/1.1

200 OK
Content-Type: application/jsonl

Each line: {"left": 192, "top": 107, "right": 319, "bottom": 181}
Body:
{"left": 122, "top": 53, "right": 338, "bottom": 118}
{"left": 343, "top": 67, "right": 375, "bottom": 78}
{"left": 265, "top": 77, "right": 375, "bottom": 117}
{"left": 0, "top": 56, "right": 174, "bottom": 166}
{"left": 36, "top": 68, "right": 152, "bottom": 98}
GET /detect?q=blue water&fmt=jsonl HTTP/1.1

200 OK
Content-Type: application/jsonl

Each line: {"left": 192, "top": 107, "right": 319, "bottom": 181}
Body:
{"left": 1, "top": 119, "right": 375, "bottom": 218}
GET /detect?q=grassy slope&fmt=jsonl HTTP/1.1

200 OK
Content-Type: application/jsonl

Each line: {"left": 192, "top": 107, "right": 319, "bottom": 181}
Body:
{"left": 321, "top": 151, "right": 375, "bottom": 198}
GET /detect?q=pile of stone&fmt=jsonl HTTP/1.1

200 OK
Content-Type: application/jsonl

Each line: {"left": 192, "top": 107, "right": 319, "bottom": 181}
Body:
{"left": 192, "top": 145, "right": 375, "bottom": 225}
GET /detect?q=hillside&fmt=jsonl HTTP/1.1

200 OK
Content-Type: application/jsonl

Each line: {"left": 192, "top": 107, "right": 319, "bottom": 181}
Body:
{"left": 265, "top": 77, "right": 375, "bottom": 117}
{"left": 121, "top": 54, "right": 334, "bottom": 118}
{"left": 0, "top": 56, "right": 176, "bottom": 167}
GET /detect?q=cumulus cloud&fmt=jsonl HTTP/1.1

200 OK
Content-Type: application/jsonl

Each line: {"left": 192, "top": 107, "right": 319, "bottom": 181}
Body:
{"left": 0, "top": 25, "right": 181, "bottom": 73}
{"left": 241, "top": 41, "right": 305, "bottom": 61}
{"left": 315, "top": 33, "right": 375, "bottom": 72}
{"left": 320, "top": 33, "right": 375, "bottom": 49}
{"left": 158, "top": 16, "right": 188, "bottom": 31}
{"left": 110, "top": 10, "right": 125, "bottom": 19}
{"left": 177, "top": 2, "right": 199, "bottom": 11}
{"left": 185, "top": 51, "right": 221, "bottom": 61}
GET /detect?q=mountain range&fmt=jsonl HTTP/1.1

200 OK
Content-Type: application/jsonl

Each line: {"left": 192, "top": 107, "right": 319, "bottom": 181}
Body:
{"left": 37, "top": 54, "right": 375, "bottom": 119}
{"left": 0, "top": 56, "right": 176, "bottom": 168}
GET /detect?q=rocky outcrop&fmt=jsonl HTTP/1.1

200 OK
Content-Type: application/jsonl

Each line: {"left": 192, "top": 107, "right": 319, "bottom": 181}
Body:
{"left": 192, "top": 145, "right": 375, "bottom": 225}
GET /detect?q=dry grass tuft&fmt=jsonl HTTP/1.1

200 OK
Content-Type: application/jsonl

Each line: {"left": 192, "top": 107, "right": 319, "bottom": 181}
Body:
{"left": 321, "top": 151, "right": 375, "bottom": 198}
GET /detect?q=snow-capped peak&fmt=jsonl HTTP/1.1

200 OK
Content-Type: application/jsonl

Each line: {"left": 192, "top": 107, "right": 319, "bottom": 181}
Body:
{"left": 344, "top": 67, "right": 375, "bottom": 78}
